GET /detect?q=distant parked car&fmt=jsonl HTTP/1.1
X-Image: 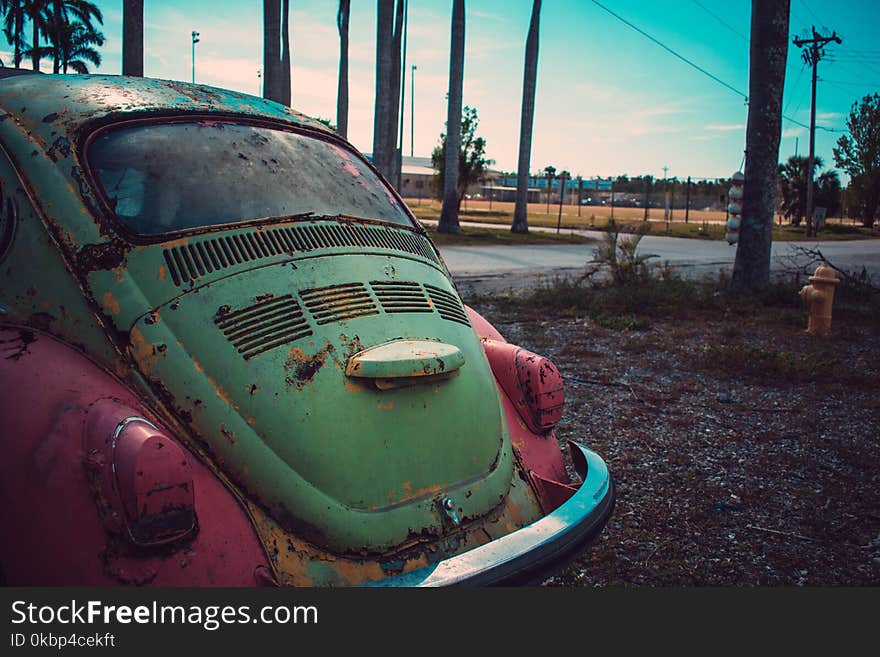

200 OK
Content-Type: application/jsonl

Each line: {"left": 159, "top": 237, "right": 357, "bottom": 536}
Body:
{"left": 0, "top": 74, "right": 614, "bottom": 586}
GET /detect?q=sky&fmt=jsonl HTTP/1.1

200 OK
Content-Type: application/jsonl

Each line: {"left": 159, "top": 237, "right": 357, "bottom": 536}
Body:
{"left": 2, "top": 0, "right": 878, "bottom": 182}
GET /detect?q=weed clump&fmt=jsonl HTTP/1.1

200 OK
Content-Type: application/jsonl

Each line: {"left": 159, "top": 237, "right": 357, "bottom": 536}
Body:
{"left": 487, "top": 219, "right": 878, "bottom": 332}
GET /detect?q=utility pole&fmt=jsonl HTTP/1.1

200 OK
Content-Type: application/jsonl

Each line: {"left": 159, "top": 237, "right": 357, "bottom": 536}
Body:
{"left": 410, "top": 65, "right": 416, "bottom": 157}
{"left": 662, "top": 165, "right": 669, "bottom": 222}
{"left": 793, "top": 26, "right": 841, "bottom": 236}
{"left": 685, "top": 176, "right": 691, "bottom": 223}
{"left": 556, "top": 171, "right": 567, "bottom": 234}
{"left": 191, "top": 30, "right": 200, "bottom": 84}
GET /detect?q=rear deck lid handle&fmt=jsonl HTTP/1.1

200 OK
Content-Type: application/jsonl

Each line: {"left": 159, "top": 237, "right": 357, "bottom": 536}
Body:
{"left": 345, "top": 339, "right": 465, "bottom": 389}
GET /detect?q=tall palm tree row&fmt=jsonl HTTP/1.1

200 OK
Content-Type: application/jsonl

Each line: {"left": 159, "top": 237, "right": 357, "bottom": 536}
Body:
{"left": 511, "top": 0, "right": 541, "bottom": 234}
{"left": 1, "top": 0, "right": 104, "bottom": 73}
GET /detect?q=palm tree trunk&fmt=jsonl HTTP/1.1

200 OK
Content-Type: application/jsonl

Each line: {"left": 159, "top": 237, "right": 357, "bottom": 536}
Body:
{"left": 31, "top": 5, "right": 39, "bottom": 71}
{"left": 336, "top": 0, "right": 350, "bottom": 138}
{"left": 262, "top": 0, "right": 281, "bottom": 103}
{"left": 14, "top": 8, "right": 23, "bottom": 67}
{"left": 437, "top": 0, "right": 465, "bottom": 233}
{"left": 280, "top": 0, "right": 291, "bottom": 106}
{"left": 372, "top": 0, "right": 394, "bottom": 179}
{"left": 732, "top": 0, "right": 790, "bottom": 290}
{"left": 386, "top": 0, "right": 404, "bottom": 186}
{"left": 52, "top": 1, "right": 61, "bottom": 73}
{"left": 122, "top": 0, "right": 144, "bottom": 76}
{"left": 512, "top": 0, "right": 541, "bottom": 234}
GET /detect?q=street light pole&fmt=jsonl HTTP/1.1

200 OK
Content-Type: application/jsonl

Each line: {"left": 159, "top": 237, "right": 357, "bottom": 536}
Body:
{"left": 410, "top": 64, "right": 416, "bottom": 157}
{"left": 191, "top": 30, "right": 200, "bottom": 84}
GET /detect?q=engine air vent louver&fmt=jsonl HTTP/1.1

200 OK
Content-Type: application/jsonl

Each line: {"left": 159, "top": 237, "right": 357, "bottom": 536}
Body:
{"left": 214, "top": 294, "right": 312, "bottom": 360}
{"left": 371, "top": 281, "right": 433, "bottom": 314}
{"left": 162, "top": 222, "right": 440, "bottom": 286}
{"left": 299, "top": 283, "right": 379, "bottom": 325}
{"left": 424, "top": 284, "right": 471, "bottom": 326}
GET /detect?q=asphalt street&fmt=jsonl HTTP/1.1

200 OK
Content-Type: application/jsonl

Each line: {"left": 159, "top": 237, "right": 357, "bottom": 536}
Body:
{"left": 429, "top": 221, "right": 880, "bottom": 293}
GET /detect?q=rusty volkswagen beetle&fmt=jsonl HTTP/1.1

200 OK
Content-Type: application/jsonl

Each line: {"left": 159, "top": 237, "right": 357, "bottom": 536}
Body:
{"left": 0, "top": 74, "right": 614, "bottom": 586}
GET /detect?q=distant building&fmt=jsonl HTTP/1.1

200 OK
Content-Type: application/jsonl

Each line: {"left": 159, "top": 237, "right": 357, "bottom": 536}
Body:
{"left": 399, "top": 156, "right": 434, "bottom": 200}
{"left": 366, "top": 153, "right": 504, "bottom": 201}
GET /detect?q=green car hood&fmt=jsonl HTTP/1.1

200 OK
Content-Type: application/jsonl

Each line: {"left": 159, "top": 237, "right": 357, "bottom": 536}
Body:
{"left": 119, "top": 243, "right": 512, "bottom": 554}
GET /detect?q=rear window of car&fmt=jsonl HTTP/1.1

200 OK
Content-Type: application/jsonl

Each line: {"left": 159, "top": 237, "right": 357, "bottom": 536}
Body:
{"left": 88, "top": 120, "right": 414, "bottom": 235}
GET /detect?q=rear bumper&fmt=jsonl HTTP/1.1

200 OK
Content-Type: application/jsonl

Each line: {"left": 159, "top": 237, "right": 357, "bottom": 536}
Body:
{"left": 366, "top": 442, "right": 615, "bottom": 586}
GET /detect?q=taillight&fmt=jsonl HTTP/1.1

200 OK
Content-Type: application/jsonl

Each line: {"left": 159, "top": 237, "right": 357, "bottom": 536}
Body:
{"left": 482, "top": 340, "right": 565, "bottom": 434}
{"left": 84, "top": 400, "right": 196, "bottom": 546}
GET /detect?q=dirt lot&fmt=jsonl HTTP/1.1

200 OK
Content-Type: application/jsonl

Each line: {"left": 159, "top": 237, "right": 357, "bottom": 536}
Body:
{"left": 465, "top": 284, "right": 880, "bottom": 586}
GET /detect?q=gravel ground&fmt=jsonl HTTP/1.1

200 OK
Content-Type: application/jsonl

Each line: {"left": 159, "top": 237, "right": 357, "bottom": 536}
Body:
{"left": 466, "top": 294, "right": 880, "bottom": 587}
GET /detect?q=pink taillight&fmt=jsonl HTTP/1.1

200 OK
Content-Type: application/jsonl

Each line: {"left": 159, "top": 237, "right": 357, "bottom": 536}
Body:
{"left": 482, "top": 340, "right": 565, "bottom": 434}
{"left": 84, "top": 401, "right": 196, "bottom": 546}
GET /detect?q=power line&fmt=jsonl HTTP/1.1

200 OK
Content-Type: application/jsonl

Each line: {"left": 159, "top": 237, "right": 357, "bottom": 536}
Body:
{"left": 589, "top": 0, "right": 748, "bottom": 99}
{"left": 691, "top": 0, "right": 748, "bottom": 43}
{"left": 797, "top": 0, "right": 825, "bottom": 28}
{"left": 783, "top": 62, "right": 808, "bottom": 114}
{"left": 589, "top": 0, "right": 840, "bottom": 133}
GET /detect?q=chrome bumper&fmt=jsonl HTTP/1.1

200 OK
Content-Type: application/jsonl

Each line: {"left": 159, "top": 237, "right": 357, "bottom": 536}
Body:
{"left": 366, "top": 442, "right": 615, "bottom": 586}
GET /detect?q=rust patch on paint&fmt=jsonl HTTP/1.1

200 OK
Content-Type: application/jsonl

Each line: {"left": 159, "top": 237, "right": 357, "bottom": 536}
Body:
{"left": 284, "top": 343, "right": 334, "bottom": 391}
{"left": 220, "top": 423, "right": 236, "bottom": 445}
{"left": 76, "top": 241, "right": 130, "bottom": 273}
{"left": 129, "top": 325, "right": 157, "bottom": 374}
{"left": 102, "top": 291, "right": 121, "bottom": 316}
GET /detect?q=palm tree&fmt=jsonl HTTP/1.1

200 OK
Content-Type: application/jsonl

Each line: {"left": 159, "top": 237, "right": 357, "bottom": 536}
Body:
{"left": 778, "top": 155, "right": 841, "bottom": 224}
{"left": 372, "top": 1, "right": 393, "bottom": 177}
{"left": 47, "top": 0, "right": 103, "bottom": 74}
{"left": 336, "top": 0, "right": 350, "bottom": 138}
{"left": 371, "top": 0, "right": 404, "bottom": 180}
{"left": 731, "top": 0, "right": 790, "bottom": 291}
{"left": 511, "top": 0, "right": 541, "bottom": 234}
{"left": 56, "top": 20, "right": 102, "bottom": 72}
{"left": 24, "top": 0, "right": 49, "bottom": 71}
{"left": 262, "top": 0, "right": 290, "bottom": 104}
{"left": 437, "top": 0, "right": 465, "bottom": 234}
{"left": 1, "top": 0, "right": 28, "bottom": 68}
{"left": 386, "top": 0, "right": 405, "bottom": 184}
{"left": 280, "top": 0, "right": 290, "bottom": 105}
{"left": 122, "top": 0, "right": 143, "bottom": 76}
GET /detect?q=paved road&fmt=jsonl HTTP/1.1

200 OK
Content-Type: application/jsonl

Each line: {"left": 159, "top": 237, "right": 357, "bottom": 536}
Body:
{"left": 427, "top": 220, "right": 880, "bottom": 292}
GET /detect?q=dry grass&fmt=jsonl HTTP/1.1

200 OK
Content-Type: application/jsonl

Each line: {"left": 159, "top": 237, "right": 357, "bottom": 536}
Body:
{"left": 406, "top": 198, "right": 879, "bottom": 241}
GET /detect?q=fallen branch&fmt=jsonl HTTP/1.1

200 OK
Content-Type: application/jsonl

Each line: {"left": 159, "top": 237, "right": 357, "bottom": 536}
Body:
{"left": 746, "top": 524, "right": 815, "bottom": 542}
{"left": 565, "top": 375, "right": 650, "bottom": 406}
{"left": 777, "top": 245, "right": 879, "bottom": 294}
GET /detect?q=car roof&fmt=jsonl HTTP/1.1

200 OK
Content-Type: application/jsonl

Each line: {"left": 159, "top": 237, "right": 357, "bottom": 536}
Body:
{"left": 0, "top": 74, "right": 334, "bottom": 144}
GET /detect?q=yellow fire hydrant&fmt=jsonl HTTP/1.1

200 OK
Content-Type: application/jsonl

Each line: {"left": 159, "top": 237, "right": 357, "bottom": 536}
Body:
{"left": 798, "top": 263, "right": 840, "bottom": 336}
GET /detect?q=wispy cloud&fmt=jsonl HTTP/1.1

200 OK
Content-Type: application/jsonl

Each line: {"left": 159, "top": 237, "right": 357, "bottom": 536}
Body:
{"left": 705, "top": 123, "right": 744, "bottom": 131}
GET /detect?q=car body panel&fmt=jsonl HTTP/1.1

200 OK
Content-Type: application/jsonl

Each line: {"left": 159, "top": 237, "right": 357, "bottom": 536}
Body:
{"left": 0, "top": 74, "right": 613, "bottom": 586}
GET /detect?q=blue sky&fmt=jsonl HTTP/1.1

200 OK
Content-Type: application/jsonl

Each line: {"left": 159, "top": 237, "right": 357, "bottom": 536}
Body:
{"left": 3, "top": 0, "right": 878, "bottom": 181}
